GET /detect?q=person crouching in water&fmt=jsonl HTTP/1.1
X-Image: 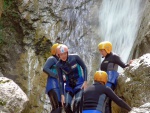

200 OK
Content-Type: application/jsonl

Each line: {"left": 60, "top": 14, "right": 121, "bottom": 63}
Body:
{"left": 82, "top": 71, "right": 131, "bottom": 113}
{"left": 56, "top": 44, "right": 88, "bottom": 113}
{"left": 43, "top": 43, "right": 62, "bottom": 113}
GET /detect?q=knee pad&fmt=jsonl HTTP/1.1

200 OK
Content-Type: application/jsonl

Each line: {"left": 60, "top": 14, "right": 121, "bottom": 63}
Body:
{"left": 65, "top": 104, "right": 73, "bottom": 113}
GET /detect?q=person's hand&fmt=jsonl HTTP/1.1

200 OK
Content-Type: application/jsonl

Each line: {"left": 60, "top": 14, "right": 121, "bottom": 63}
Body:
{"left": 129, "top": 60, "right": 133, "bottom": 65}
{"left": 81, "top": 81, "right": 87, "bottom": 90}
{"left": 61, "top": 95, "right": 65, "bottom": 106}
{"left": 63, "top": 75, "right": 66, "bottom": 81}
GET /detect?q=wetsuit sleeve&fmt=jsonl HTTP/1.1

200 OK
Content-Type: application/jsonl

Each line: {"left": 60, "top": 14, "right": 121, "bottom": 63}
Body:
{"left": 43, "top": 57, "right": 58, "bottom": 78}
{"left": 75, "top": 55, "right": 88, "bottom": 81}
{"left": 114, "top": 55, "right": 129, "bottom": 68}
{"left": 105, "top": 87, "right": 131, "bottom": 111}
{"left": 56, "top": 64, "right": 64, "bottom": 95}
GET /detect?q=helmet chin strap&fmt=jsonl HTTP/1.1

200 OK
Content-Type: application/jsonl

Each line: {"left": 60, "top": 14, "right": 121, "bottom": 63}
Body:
{"left": 66, "top": 52, "right": 68, "bottom": 60}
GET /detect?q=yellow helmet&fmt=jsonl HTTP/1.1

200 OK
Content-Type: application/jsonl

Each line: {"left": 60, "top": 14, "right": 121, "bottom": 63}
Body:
{"left": 98, "top": 41, "right": 112, "bottom": 53}
{"left": 51, "top": 43, "right": 59, "bottom": 55}
{"left": 94, "top": 71, "right": 108, "bottom": 85}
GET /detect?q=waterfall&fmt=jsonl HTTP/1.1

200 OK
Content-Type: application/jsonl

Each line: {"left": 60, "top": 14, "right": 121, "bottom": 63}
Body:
{"left": 25, "top": 47, "right": 39, "bottom": 97}
{"left": 26, "top": 48, "right": 33, "bottom": 96}
{"left": 99, "top": 0, "right": 146, "bottom": 72}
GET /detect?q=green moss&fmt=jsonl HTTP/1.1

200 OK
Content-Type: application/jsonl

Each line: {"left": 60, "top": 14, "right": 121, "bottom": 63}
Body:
{"left": 0, "top": 99, "right": 6, "bottom": 106}
{"left": 0, "top": 80, "right": 10, "bottom": 84}
{"left": 34, "top": 35, "right": 52, "bottom": 58}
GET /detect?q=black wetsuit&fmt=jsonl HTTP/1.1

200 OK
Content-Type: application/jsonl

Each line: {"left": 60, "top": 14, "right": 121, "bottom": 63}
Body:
{"left": 100, "top": 52, "right": 129, "bottom": 113}
{"left": 83, "top": 82, "right": 131, "bottom": 113}
{"left": 100, "top": 52, "right": 128, "bottom": 71}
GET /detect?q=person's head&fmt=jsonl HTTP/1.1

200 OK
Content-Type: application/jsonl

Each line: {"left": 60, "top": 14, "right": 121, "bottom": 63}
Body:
{"left": 98, "top": 41, "right": 112, "bottom": 57}
{"left": 94, "top": 71, "right": 108, "bottom": 85}
{"left": 51, "top": 43, "right": 59, "bottom": 56}
{"left": 56, "top": 44, "right": 68, "bottom": 61}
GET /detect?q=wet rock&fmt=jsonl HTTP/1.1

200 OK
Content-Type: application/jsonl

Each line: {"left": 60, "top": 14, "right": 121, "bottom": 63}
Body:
{"left": 114, "top": 54, "right": 150, "bottom": 113}
{"left": 130, "top": 103, "right": 150, "bottom": 113}
{"left": 0, "top": 77, "right": 29, "bottom": 113}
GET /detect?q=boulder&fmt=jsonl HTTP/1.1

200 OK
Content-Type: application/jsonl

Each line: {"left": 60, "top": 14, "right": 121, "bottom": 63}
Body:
{"left": 0, "top": 77, "right": 29, "bottom": 113}
{"left": 114, "top": 53, "right": 150, "bottom": 113}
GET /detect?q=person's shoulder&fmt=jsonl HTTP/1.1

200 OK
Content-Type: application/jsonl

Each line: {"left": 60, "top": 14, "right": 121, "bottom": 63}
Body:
{"left": 84, "top": 84, "right": 94, "bottom": 92}
{"left": 112, "top": 52, "right": 120, "bottom": 59}
{"left": 68, "top": 54, "right": 80, "bottom": 59}
{"left": 105, "top": 86, "right": 113, "bottom": 92}
{"left": 69, "top": 54, "right": 79, "bottom": 57}
{"left": 105, "top": 85, "right": 111, "bottom": 89}
{"left": 47, "top": 56, "right": 53, "bottom": 59}
{"left": 46, "top": 56, "right": 56, "bottom": 61}
{"left": 112, "top": 52, "right": 119, "bottom": 56}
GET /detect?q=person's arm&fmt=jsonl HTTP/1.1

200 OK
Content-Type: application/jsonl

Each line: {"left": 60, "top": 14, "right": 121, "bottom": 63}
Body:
{"left": 74, "top": 55, "right": 88, "bottom": 81}
{"left": 114, "top": 55, "right": 129, "bottom": 68}
{"left": 43, "top": 57, "right": 58, "bottom": 78}
{"left": 56, "top": 64, "right": 65, "bottom": 106}
{"left": 56, "top": 64, "right": 64, "bottom": 95}
{"left": 75, "top": 55, "right": 88, "bottom": 89}
{"left": 105, "top": 87, "right": 131, "bottom": 111}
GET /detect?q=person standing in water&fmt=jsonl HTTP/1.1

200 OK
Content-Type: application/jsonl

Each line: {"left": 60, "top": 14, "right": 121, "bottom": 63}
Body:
{"left": 43, "top": 43, "right": 62, "bottom": 113}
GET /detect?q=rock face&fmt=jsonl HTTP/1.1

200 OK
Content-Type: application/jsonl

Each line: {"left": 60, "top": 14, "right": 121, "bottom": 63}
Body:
{"left": 132, "top": 0, "right": 150, "bottom": 58}
{"left": 0, "top": 77, "right": 29, "bottom": 113}
{"left": 114, "top": 54, "right": 150, "bottom": 113}
{"left": 130, "top": 103, "right": 150, "bottom": 113}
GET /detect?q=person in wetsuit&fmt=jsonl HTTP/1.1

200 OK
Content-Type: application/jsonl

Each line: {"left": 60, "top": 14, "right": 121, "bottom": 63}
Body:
{"left": 98, "top": 41, "right": 131, "bottom": 113}
{"left": 82, "top": 71, "right": 131, "bottom": 113}
{"left": 43, "top": 43, "right": 62, "bottom": 113}
{"left": 56, "top": 44, "right": 87, "bottom": 113}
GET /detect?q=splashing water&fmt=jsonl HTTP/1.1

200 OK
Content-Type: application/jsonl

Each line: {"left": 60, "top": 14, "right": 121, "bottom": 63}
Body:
{"left": 99, "top": 0, "right": 146, "bottom": 71}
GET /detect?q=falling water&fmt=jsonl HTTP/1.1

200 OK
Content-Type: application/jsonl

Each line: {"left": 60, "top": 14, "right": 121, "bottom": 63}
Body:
{"left": 99, "top": 0, "right": 146, "bottom": 72}
{"left": 25, "top": 47, "right": 39, "bottom": 97}
{"left": 26, "top": 48, "right": 33, "bottom": 96}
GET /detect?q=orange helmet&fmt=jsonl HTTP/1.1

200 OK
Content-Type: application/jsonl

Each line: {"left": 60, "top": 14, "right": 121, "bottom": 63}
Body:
{"left": 94, "top": 71, "right": 108, "bottom": 85}
{"left": 98, "top": 41, "right": 112, "bottom": 54}
{"left": 56, "top": 44, "right": 68, "bottom": 55}
{"left": 51, "top": 43, "right": 59, "bottom": 55}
